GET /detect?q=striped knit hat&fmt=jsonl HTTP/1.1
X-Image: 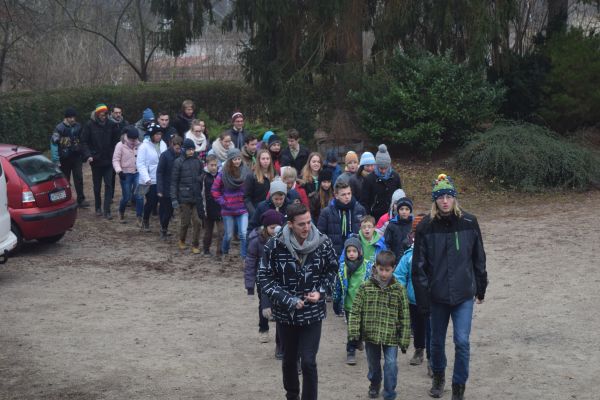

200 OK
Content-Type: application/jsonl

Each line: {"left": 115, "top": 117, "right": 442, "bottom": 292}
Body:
{"left": 431, "top": 174, "right": 457, "bottom": 201}
{"left": 95, "top": 103, "right": 108, "bottom": 115}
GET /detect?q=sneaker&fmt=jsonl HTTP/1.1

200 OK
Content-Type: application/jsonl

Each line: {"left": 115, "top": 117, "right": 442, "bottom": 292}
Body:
{"left": 78, "top": 200, "right": 90, "bottom": 208}
{"left": 141, "top": 220, "right": 150, "bottom": 232}
{"left": 259, "top": 331, "right": 269, "bottom": 343}
{"left": 191, "top": 247, "right": 201, "bottom": 255}
{"left": 368, "top": 383, "right": 380, "bottom": 398}
{"left": 95, "top": 209, "right": 103, "bottom": 217}
{"left": 451, "top": 384, "right": 465, "bottom": 400}
{"left": 346, "top": 352, "right": 356, "bottom": 365}
{"left": 104, "top": 211, "right": 113, "bottom": 220}
{"left": 160, "top": 230, "right": 168, "bottom": 241}
{"left": 178, "top": 240, "right": 187, "bottom": 250}
{"left": 429, "top": 373, "right": 445, "bottom": 398}
{"left": 410, "top": 348, "right": 424, "bottom": 365}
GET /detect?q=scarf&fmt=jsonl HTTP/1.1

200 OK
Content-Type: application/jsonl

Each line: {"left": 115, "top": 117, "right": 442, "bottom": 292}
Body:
{"left": 373, "top": 273, "right": 392, "bottom": 289}
{"left": 211, "top": 138, "right": 229, "bottom": 162}
{"left": 375, "top": 167, "right": 393, "bottom": 180}
{"left": 335, "top": 197, "right": 356, "bottom": 239}
{"left": 185, "top": 130, "right": 208, "bottom": 152}
{"left": 281, "top": 223, "right": 322, "bottom": 266}
{"left": 222, "top": 162, "right": 250, "bottom": 191}
{"left": 241, "top": 146, "right": 256, "bottom": 164}
{"left": 345, "top": 255, "right": 364, "bottom": 276}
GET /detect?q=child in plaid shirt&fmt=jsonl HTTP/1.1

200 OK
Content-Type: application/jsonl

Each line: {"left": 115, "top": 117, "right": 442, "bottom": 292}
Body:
{"left": 348, "top": 250, "right": 411, "bottom": 400}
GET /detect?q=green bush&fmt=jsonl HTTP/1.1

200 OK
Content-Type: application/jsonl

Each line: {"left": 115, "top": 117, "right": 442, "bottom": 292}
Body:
{"left": 540, "top": 29, "right": 600, "bottom": 132}
{"left": 0, "top": 81, "right": 268, "bottom": 151}
{"left": 352, "top": 51, "right": 505, "bottom": 156}
{"left": 457, "top": 121, "right": 600, "bottom": 190}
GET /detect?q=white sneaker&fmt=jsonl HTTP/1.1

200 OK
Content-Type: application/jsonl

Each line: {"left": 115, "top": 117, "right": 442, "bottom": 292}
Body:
{"left": 259, "top": 331, "right": 269, "bottom": 343}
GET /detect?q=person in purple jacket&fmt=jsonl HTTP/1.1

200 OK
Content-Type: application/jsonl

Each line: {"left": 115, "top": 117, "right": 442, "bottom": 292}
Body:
{"left": 244, "top": 209, "right": 284, "bottom": 352}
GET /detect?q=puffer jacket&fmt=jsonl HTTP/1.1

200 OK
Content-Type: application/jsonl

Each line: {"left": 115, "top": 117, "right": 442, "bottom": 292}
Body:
{"left": 244, "top": 227, "right": 270, "bottom": 291}
{"left": 316, "top": 199, "right": 366, "bottom": 258}
{"left": 170, "top": 154, "right": 204, "bottom": 206}
{"left": 137, "top": 138, "right": 167, "bottom": 185}
{"left": 412, "top": 212, "right": 488, "bottom": 313}
{"left": 156, "top": 147, "right": 179, "bottom": 196}
{"left": 384, "top": 215, "right": 413, "bottom": 261}
{"left": 112, "top": 137, "right": 139, "bottom": 174}
{"left": 81, "top": 113, "right": 120, "bottom": 167}
{"left": 394, "top": 247, "right": 416, "bottom": 304}
{"left": 360, "top": 170, "right": 402, "bottom": 221}
{"left": 248, "top": 198, "right": 288, "bottom": 232}
{"left": 258, "top": 227, "right": 338, "bottom": 326}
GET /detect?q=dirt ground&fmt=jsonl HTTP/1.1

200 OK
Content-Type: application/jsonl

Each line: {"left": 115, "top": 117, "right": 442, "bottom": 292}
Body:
{"left": 1, "top": 177, "right": 599, "bottom": 399}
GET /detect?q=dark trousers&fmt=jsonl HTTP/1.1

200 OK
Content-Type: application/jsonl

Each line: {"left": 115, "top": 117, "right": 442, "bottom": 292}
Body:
{"left": 159, "top": 195, "right": 174, "bottom": 230}
{"left": 143, "top": 185, "right": 158, "bottom": 221}
{"left": 59, "top": 156, "right": 84, "bottom": 203}
{"left": 203, "top": 218, "right": 223, "bottom": 254}
{"left": 344, "top": 310, "right": 358, "bottom": 354}
{"left": 91, "top": 165, "right": 113, "bottom": 213}
{"left": 278, "top": 321, "right": 322, "bottom": 400}
{"left": 409, "top": 303, "right": 430, "bottom": 352}
{"left": 258, "top": 290, "right": 269, "bottom": 332}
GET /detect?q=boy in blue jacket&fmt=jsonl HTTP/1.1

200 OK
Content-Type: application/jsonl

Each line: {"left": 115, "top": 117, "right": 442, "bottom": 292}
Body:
{"left": 333, "top": 236, "right": 372, "bottom": 365}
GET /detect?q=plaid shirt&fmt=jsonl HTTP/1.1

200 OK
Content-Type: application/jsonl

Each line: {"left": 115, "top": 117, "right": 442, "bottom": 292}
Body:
{"left": 347, "top": 277, "right": 411, "bottom": 349}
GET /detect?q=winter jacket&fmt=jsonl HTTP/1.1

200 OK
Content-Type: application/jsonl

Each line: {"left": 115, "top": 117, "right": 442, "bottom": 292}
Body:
{"left": 137, "top": 139, "right": 167, "bottom": 185}
{"left": 170, "top": 154, "right": 204, "bottom": 210}
{"left": 323, "top": 164, "right": 342, "bottom": 185}
{"left": 384, "top": 216, "right": 413, "bottom": 261}
{"left": 173, "top": 112, "right": 194, "bottom": 136}
{"left": 333, "top": 259, "right": 371, "bottom": 315}
{"left": 394, "top": 247, "right": 416, "bottom": 304}
{"left": 258, "top": 228, "right": 338, "bottom": 326}
{"left": 108, "top": 115, "right": 128, "bottom": 134}
{"left": 309, "top": 191, "right": 332, "bottom": 222}
{"left": 412, "top": 212, "right": 488, "bottom": 313}
{"left": 243, "top": 174, "right": 271, "bottom": 216}
{"left": 112, "top": 138, "right": 139, "bottom": 174}
{"left": 211, "top": 172, "right": 247, "bottom": 216}
{"left": 244, "top": 227, "right": 271, "bottom": 292}
{"left": 360, "top": 170, "right": 402, "bottom": 221}
{"left": 202, "top": 171, "right": 221, "bottom": 220}
{"left": 156, "top": 147, "right": 179, "bottom": 196}
{"left": 228, "top": 127, "right": 247, "bottom": 150}
{"left": 335, "top": 171, "right": 355, "bottom": 186}
{"left": 81, "top": 113, "right": 120, "bottom": 167}
{"left": 359, "top": 231, "right": 387, "bottom": 267}
{"left": 248, "top": 197, "right": 289, "bottom": 232}
{"left": 281, "top": 145, "right": 310, "bottom": 175}
{"left": 241, "top": 146, "right": 256, "bottom": 169}
{"left": 50, "top": 121, "right": 83, "bottom": 162}
{"left": 317, "top": 199, "right": 366, "bottom": 258}
{"left": 347, "top": 276, "right": 411, "bottom": 349}
{"left": 349, "top": 169, "right": 369, "bottom": 206}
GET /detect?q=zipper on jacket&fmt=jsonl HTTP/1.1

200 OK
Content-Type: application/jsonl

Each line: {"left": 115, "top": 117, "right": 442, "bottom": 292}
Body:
{"left": 454, "top": 231, "right": 460, "bottom": 251}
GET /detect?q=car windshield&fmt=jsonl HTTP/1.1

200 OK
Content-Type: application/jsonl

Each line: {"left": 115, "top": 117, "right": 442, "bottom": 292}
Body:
{"left": 11, "top": 154, "right": 63, "bottom": 185}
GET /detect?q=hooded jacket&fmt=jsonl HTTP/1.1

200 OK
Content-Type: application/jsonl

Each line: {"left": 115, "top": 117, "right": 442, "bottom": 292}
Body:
{"left": 384, "top": 215, "right": 413, "bottom": 261}
{"left": 412, "top": 212, "right": 488, "bottom": 313}
{"left": 81, "top": 112, "right": 120, "bottom": 167}
{"left": 258, "top": 225, "right": 338, "bottom": 326}
{"left": 316, "top": 198, "right": 366, "bottom": 258}
{"left": 137, "top": 138, "right": 167, "bottom": 185}
{"left": 112, "top": 136, "right": 140, "bottom": 174}
{"left": 245, "top": 227, "right": 271, "bottom": 291}
{"left": 394, "top": 247, "right": 416, "bottom": 304}
{"left": 170, "top": 153, "right": 204, "bottom": 207}
{"left": 360, "top": 170, "right": 402, "bottom": 221}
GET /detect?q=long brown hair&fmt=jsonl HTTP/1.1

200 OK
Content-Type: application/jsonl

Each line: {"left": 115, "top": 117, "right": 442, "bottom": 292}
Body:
{"left": 224, "top": 156, "right": 241, "bottom": 178}
{"left": 318, "top": 182, "right": 333, "bottom": 209}
{"left": 253, "top": 148, "right": 275, "bottom": 184}
{"left": 301, "top": 152, "right": 323, "bottom": 184}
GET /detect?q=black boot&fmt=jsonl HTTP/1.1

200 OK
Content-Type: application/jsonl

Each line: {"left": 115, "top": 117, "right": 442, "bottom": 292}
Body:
{"left": 141, "top": 219, "right": 150, "bottom": 232}
{"left": 368, "top": 382, "right": 380, "bottom": 398}
{"left": 160, "top": 229, "right": 168, "bottom": 241}
{"left": 429, "top": 372, "right": 445, "bottom": 398}
{"left": 452, "top": 384, "right": 465, "bottom": 400}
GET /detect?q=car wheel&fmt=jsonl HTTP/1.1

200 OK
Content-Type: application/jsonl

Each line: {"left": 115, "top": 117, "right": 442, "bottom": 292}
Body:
{"left": 9, "top": 221, "right": 23, "bottom": 254}
{"left": 37, "top": 233, "right": 65, "bottom": 244}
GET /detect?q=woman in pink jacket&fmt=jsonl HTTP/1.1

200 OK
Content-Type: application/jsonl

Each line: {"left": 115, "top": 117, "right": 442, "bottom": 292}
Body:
{"left": 112, "top": 126, "right": 143, "bottom": 223}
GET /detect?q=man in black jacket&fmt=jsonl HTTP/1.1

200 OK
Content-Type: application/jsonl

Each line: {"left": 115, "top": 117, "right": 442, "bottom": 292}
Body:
{"left": 258, "top": 203, "right": 338, "bottom": 400}
{"left": 81, "top": 103, "right": 120, "bottom": 219}
{"left": 412, "top": 174, "right": 488, "bottom": 400}
{"left": 280, "top": 128, "right": 310, "bottom": 175}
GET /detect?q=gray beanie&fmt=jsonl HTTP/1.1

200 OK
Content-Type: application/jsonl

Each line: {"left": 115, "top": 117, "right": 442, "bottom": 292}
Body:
{"left": 375, "top": 144, "right": 391, "bottom": 168}
{"left": 270, "top": 177, "right": 287, "bottom": 195}
{"left": 226, "top": 147, "right": 242, "bottom": 161}
{"left": 344, "top": 236, "right": 363, "bottom": 257}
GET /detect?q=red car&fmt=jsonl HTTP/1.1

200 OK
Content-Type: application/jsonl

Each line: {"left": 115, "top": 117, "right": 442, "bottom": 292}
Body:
{"left": 0, "top": 144, "right": 77, "bottom": 252}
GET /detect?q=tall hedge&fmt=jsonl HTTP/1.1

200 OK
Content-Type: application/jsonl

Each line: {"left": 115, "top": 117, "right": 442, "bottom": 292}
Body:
{"left": 0, "top": 81, "right": 267, "bottom": 151}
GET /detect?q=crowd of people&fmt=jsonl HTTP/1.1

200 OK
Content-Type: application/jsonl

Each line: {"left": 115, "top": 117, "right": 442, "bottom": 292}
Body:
{"left": 50, "top": 100, "right": 488, "bottom": 400}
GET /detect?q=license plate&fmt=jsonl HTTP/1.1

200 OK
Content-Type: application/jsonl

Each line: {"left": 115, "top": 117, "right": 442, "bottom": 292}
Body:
{"left": 50, "top": 190, "right": 67, "bottom": 202}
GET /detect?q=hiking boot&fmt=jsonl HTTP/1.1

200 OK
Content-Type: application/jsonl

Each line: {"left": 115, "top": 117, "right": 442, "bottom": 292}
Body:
{"left": 429, "top": 372, "right": 445, "bottom": 398}
{"left": 178, "top": 240, "right": 187, "bottom": 250}
{"left": 78, "top": 199, "right": 90, "bottom": 208}
{"left": 141, "top": 220, "right": 150, "bottom": 232}
{"left": 410, "top": 348, "right": 425, "bottom": 365}
{"left": 451, "top": 384, "right": 465, "bottom": 400}
{"left": 346, "top": 352, "right": 356, "bottom": 365}
{"left": 368, "top": 383, "right": 380, "bottom": 398}
{"left": 259, "top": 331, "right": 269, "bottom": 343}
{"left": 191, "top": 247, "right": 201, "bottom": 255}
{"left": 95, "top": 209, "right": 103, "bottom": 217}
{"left": 104, "top": 211, "right": 113, "bottom": 220}
{"left": 119, "top": 212, "right": 126, "bottom": 224}
{"left": 160, "top": 229, "right": 168, "bottom": 241}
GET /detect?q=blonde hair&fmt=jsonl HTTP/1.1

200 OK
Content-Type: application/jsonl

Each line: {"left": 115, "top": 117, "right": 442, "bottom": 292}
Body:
{"left": 430, "top": 198, "right": 463, "bottom": 220}
{"left": 253, "top": 149, "right": 275, "bottom": 184}
{"left": 281, "top": 166, "right": 297, "bottom": 181}
{"left": 301, "top": 152, "right": 323, "bottom": 184}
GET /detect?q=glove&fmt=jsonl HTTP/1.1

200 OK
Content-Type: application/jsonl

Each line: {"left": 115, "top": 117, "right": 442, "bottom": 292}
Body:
{"left": 118, "top": 171, "right": 125, "bottom": 180}
{"left": 171, "top": 200, "right": 179, "bottom": 209}
{"left": 400, "top": 347, "right": 407, "bottom": 354}
{"left": 261, "top": 307, "right": 272, "bottom": 320}
{"left": 247, "top": 287, "right": 254, "bottom": 296}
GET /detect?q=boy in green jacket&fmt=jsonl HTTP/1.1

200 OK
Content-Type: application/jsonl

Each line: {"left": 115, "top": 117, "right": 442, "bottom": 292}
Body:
{"left": 348, "top": 250, "right": 411, "bottom": 400}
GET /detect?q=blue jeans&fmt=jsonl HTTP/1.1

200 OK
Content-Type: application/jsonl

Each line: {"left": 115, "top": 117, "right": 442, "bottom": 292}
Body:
{"left": 365, "top": 342, "right": 398, "bottom": 400}
{"left": 222, "top": 214, "right": 248, "bottom": 257}
{"left": 119, "top": 173, "right": 143, "bottom": 216}
{"left": 430, "top": 299, "right": 474, "bottom": 385}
